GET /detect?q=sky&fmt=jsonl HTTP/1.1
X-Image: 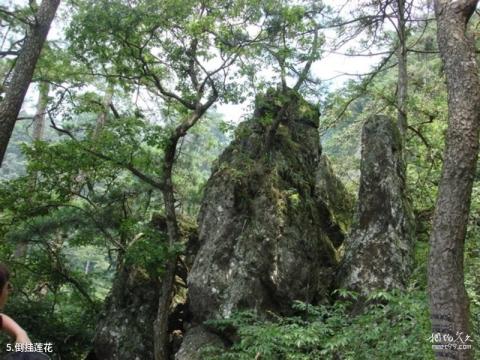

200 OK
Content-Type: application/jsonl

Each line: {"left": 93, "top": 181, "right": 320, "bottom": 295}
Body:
{"left": 219, "top": 0, "right": 384, "bottom": 123}
{"left": 1, "top": 0, "right": 383, "bottom": 123}
{"left": 315, "top": 0, "right": 382, "bottom": 84}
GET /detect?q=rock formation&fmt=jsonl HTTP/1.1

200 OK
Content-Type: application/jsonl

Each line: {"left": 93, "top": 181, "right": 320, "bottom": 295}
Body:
{"left": 336, "top": 115, "right": 415, "bottom": 294}
{"left": 316, "top": 154, "right": 355, "bottom": 246}
{"left": 93, "top": 263, "right": 159, "bottom": 360}
{"left": 177, "top": 88, "right": 346, "bottom": 358}
{"left": 92, "top": 215, "right": 198, "bottom": 360}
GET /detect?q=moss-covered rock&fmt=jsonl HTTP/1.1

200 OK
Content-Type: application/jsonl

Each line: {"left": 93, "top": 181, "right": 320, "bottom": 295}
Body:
{"left": 336, "top": 115, "right": 415, "bottom": 294}
{"left": 93, "top": 263, "right": 159, "bottom": 360}
{"left": 186, "top": 88, "right": 341, "bottom": 328}
{"left": 92, "top": 215, "right": 198, "bottom": 360}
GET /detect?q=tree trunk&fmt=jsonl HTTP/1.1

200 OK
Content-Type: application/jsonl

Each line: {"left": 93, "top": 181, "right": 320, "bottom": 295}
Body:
{"left": 0, "top": 0, "right": 60, "bottom": 166}
{"left": 429, "top": 1, "right": 480, "bottom": 359}
{"left": 14, "top": 81, "right": 50, "bottom": 258}
{"left": 33, "top": 81, "right": 50, "bottom": 141}
{"left": 154, "top": 139, "right": 181, "bottom": 360}
{"left": 151, "top": 95, "right": 214, "bottom": 359}
{"left": 396, "top": 0, "right": 408, "bottom": 139}
{"left": 73, "top": 86, "right": 114, "bottom": 192}
{"left": 93, "top": 85, "right": 113, "bottom": 139}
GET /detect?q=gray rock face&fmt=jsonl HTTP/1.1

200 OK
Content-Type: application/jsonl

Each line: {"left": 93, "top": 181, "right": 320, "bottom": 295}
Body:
{"left": 316, "top": 154, "right": 355, "bottom": 247}
{"left": 93, "top": 264, "right": 159, "bottom": 360}
{"left": 174, "top": 326, "right": 224, "bottom": 360}
{"left": 336, "top": 115, "right": 415, "bottom": 294}
{"left": 91, "top": 215, "right": 200, "bottom": 360}
{"left": 187, "top": 88, "right": 340, "bottom": 324}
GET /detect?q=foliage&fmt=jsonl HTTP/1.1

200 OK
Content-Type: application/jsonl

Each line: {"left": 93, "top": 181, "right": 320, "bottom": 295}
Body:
{"left": 0, "top": 88, "right": 229, "bottom": 357}
{"left": 465, "top": 184, "right": 480, "bottom": 355}
{"left": 200, "top": 237, "right": 441, "bottom": 359}
{"left": 0, "top": 294, "right": 97, "bottom": 358}
{"left": 203, "top": 288, "right": 434, "bottom": 360}
{"left": 124, "top": 227, "right": 172, "bottom": 279}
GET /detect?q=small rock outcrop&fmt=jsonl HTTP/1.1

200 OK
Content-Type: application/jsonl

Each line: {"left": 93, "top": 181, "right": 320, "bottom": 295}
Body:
{"left": 93, "top": 263, "right": 159, "bottom": 360}
{"left": 175, "top": 325, "right": 225, "bottom": 360}
{"left": 187, "top": 88, "right": 341, "bottom": 325}
{"left": 336, "top": 115, "right": 415, "bottom": 294}
{"left": 92, "top": 215, "right": 198, "bottom": 360}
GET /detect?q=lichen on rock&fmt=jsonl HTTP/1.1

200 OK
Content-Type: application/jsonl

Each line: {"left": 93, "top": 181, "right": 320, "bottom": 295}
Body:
{"left": 336, "top": 115, "right": 415, "bottom": 295}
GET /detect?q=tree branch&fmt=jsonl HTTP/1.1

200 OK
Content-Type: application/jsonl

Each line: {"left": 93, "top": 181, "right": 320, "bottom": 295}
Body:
{"left": 48, "top": 116, "right": 166, "bottom": 191}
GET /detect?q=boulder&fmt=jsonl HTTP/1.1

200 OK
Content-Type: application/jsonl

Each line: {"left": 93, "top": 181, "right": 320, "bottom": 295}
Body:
{"left": 92, "top": 215, "right": 198, "bottom": 360}
{"left": 174, "top": 325, "right": 224, "bottom": 360}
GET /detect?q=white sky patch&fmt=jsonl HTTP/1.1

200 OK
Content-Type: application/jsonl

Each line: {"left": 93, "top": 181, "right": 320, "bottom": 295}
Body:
{"left": 216, "top": 102, "right": 249, "bottom": 124}
{"left": 315, "top": 0, "right": 380, "bottom": 87}
{"left": 1, "top": 0, "right": 70, "bottom": 117}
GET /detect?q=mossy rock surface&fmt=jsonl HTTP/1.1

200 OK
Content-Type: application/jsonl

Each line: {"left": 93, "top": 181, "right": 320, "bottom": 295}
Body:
{"left": 187, "top": 88, "right": 342, "bottom": 327}
{"left": 336, "top": 115, "right": 415, "bottom": 294}
{"left": 92, "top": 215, "right": 198, "bottom": 360}
{"left": 316, "top": 154, "right": 355, "bottom": 247}
{"left": 93, "top": 264, "right": 159, "bottom": 360}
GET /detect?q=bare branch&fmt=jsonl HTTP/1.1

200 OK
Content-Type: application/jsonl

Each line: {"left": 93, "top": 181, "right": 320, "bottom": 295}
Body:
{"left": 293, "top": 24, "right": 320, "bottom": 91}
{"left": 0, "top": 6, "right": 31, "bottom": 25}
{"left": 407, "top": 124, "right": 431, "bottom": 148}
{"left": 0, "top": 50, "right": 19, "bottom": 57}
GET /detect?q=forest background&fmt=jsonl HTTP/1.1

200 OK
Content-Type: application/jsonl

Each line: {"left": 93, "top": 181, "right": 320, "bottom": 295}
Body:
{"left": 0, "top": 0, "right": 479, "bottom": 359}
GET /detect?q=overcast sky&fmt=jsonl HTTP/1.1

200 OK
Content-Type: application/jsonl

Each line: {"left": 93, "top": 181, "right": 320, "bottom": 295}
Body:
{"left": 220, "top": 0, "right": 384, "bottom": 123}
{"left": 2, "top": 0, "right": 383, "bottom": 123}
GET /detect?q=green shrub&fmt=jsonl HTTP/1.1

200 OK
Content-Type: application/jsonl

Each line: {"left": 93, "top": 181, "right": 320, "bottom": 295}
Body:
{"left": 203, "top": 289, "right": 434, "bottom": 360}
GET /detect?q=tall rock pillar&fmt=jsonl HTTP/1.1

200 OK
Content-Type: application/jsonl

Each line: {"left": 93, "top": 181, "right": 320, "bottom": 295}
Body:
{"left": 337, "top": 115, "right": 415, "bottom": 294}
{"left": 178, "top": 88, "right": 344, "bottom": 359}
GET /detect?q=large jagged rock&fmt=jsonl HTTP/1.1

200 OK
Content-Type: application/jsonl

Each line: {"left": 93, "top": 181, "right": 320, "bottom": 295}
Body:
{"left": 336, "top": 115, "right": 415, "bottom": 294}
{"left": 186, "top": 88, "right": 341, "bottom": 328}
